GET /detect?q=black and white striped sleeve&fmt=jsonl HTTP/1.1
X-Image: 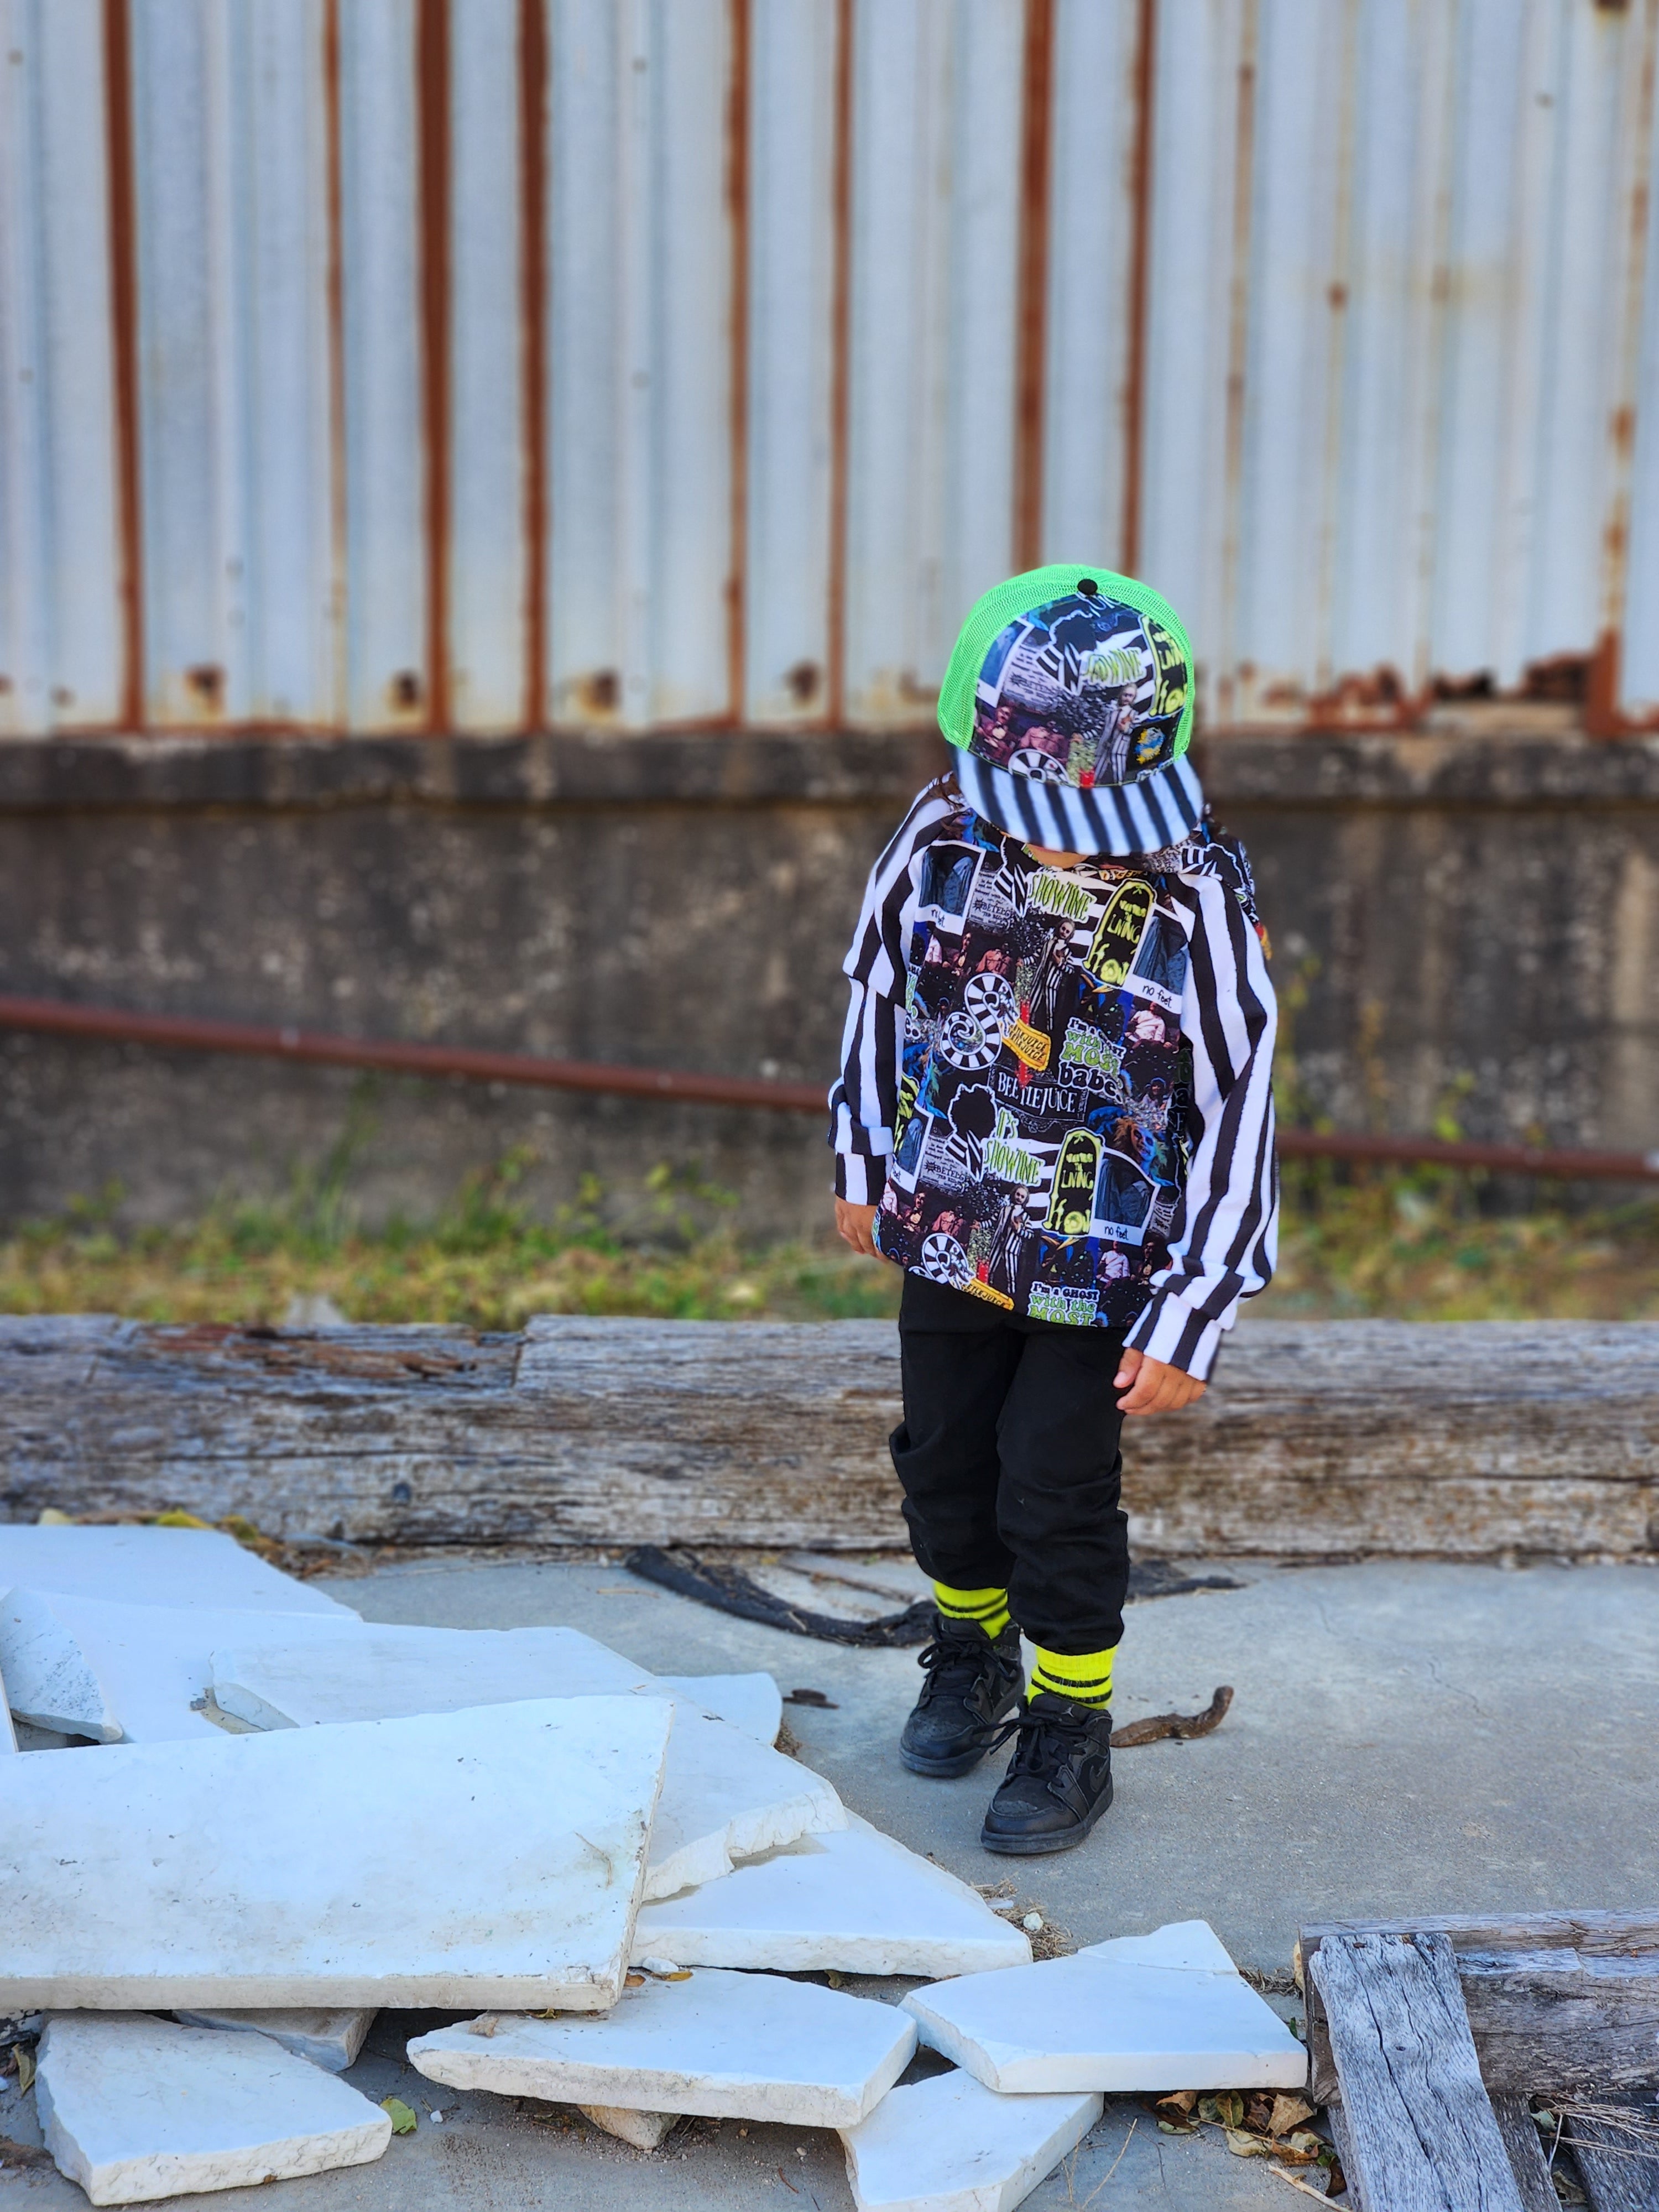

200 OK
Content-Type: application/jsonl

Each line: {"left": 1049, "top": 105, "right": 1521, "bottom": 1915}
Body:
{"left": 1125, "top": 853, "right": 1278, "bottom": 1380}
{"left": 828, "top": 781, "right": 957, "bottom": 1203}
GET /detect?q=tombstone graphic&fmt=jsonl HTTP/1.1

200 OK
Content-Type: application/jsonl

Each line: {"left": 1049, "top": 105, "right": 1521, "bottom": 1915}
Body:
{"left": 1092, "top": 1146, "right": 1156, "bottom": 1245}
{"left": 1086, "top": 878, "right": 1154, "bottom": 986}
{"left": 916, "top": 843, "right": 981, "bottom": 934}
{"left": 1045, "top": 1129, "right": 1103, "bottom": 1237}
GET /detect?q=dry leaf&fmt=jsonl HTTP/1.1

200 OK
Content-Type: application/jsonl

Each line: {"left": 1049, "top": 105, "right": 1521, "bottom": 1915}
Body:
{"left": 14, "top": 2048, "right": 34, "bottom": 2095}
{"left": 1270, "top": 2095, "right": 1316, "bottom": 2137}
{"left": 1156, "top": 2091, "right": 1199, "bottom": 2116}
{"left": 466, "top": 2015, "right": 500, "bottom": 2038}
{"left": 1225, "top": 2128, "right": 1274, "bottom": 2159}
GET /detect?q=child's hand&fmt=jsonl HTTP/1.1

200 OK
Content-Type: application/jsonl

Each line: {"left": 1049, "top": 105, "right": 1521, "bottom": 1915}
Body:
{"left": 1113, "top": 1346, "right": 1207, "bottom": 1416}
{"left": 834, "top": 1199, "right": 880, "bottom": 1256}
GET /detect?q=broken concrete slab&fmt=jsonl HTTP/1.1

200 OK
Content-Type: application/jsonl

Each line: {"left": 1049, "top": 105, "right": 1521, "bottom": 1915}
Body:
{"left": 0, "top": 1526, "right": 357, "bottom": 1616}
{"left": 655, "top": 1672, "right": 781, "bottom": 1746}
{"left": 577, "top": 2104, "right": 678, "bottom": 2151}
{"left": 0, "top": 1590, "right": 364, "bottom": 1745}
{"left": 1, "top": 1696, "right": 670, "bottom": 2011}
{"left": 902, "top": 1921, "right": 1308, "bottom": 2095}
{"left": 170, "top": 2010, "right": 377, "bottom": 2074}
{"left": 0, "top": 1588, "right": 124, "bottom": 1741}
{"left": 634, "top": 1813, "right": 1032, "bottom": 1976}
{"left": 34, "top": 2012, "right": 392, "bottom": 2205}
{"left": 839, "top": 2067, "right": 1102, "bottom": 2212}
{"left": 408, "top": 1969, "right": 917, "bottom": 2127}
{"left": 210, "top": 1620, "right": 844, "bottom": 1898}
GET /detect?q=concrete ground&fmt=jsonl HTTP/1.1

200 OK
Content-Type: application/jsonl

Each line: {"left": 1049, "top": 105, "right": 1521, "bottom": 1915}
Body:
{"left": 6, "top": 1553, "right": 1657, "bottom": 2210}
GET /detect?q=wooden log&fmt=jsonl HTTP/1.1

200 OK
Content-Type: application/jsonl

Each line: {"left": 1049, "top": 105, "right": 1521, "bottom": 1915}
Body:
{"left": 1310, "top": 1930, "right": 1525, "bottom": 2212}
{"left": 1, "top": 1314, "right": 1656, "bottom": 1556}
{"left": 1302, "top": 1916, "right": 1659, "bottom": 2105}
{"left": 1566, "top": 2099, "right": 1659, "bottom": 2212}
{"left": 1490, "top": 2095, "right": 1559, "bottom": 2212}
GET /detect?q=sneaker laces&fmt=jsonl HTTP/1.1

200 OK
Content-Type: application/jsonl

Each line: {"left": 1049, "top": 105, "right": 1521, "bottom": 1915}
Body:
{"left": 914, "top": 1636, "right": 994, "bottom": 1708}
{"left": 990, "top": 1699, "right": 1099, "bottom": 1779}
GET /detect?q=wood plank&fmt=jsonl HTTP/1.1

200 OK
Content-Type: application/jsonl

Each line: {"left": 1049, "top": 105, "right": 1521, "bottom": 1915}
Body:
{"left": 1310, "top": 1931, "right": 1525, "bottom": 2212}
{"left": 1490, "top": 2095, "right": 1560, "bottom": 2212}
{"left": 1567, "top": 2099, "right": 1659, "bottom": 2212}
{"left": 1302, "top": 1916, "right": 1659, "bottom": 2105}
{"left": 1, "top": 1316, "right": 1656, "bottom": 1555}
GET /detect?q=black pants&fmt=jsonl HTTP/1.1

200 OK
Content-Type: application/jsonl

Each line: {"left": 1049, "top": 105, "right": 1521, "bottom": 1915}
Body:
{"left": 890, "top": 1272, "right": 1131, "bottom": 1654}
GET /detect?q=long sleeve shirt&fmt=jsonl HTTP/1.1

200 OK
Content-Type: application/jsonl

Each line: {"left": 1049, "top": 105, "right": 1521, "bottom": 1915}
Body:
{"left": 828, "top": 775, "right": 1277, "bottom": 1380}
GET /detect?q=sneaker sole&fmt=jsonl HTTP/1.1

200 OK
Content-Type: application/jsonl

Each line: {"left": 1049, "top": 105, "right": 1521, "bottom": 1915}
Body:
{"left": 899, "top": 1742, "right": 996, "bottom": 1780}
{"left": 978, "top": 1783, "right": 1114, "bottom": 1856}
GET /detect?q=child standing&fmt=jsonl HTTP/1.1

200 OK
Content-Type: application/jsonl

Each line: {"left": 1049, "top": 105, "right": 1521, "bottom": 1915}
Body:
{"left": 829, "top": 566, "right": 1276, "bottom": 1856}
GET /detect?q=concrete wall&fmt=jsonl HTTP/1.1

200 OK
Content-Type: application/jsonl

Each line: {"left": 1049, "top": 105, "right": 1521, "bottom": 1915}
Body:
{"left": 2, "top": 728, "right": 1657, "bottom": 1237}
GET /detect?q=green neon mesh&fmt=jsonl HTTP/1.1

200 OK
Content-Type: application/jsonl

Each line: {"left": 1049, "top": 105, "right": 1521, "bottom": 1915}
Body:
{"left": 936, "top": 564, "right": 1195, "bottom": 763}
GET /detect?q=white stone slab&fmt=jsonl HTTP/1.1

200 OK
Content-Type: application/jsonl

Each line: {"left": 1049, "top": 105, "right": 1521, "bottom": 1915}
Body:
{"left": 0, "top": 1656, "right": 18, "bottom": 1751}
{"left": 409, "top": 1969, "right": 917, "bottom": 2127}
{"left": 211, "top": 1621, "right": 844, "bottom": 1898}
{"left": 1, "top": 1696, "right": 670, "bottom": 2010}
{"left": 655, "top": 1671, "right": 781, "bottom": 1746}
{"left": 0, "top": 1588, "right": 357, "bottom": 1744}
{"left": 36, "top": 2012, "right": 391, "bottom": 2205}
{"left": 0, "top": 1525, "right": 357, "bottom": 1616}
{"left": 841, "top": 2069, "right": 1102, "bottom": 2212}
{"left": 171, "top": 2009, "right": 377, "bottom": 2074}
{"left": 1, "top": 1587, "right": 126, "bottom": 1740}
{"left": 902, "top": 1921, "right": 1308, "bottom": 2095}
{"left": 634, "top": 1813, "right": 1032, "bottom": 1976}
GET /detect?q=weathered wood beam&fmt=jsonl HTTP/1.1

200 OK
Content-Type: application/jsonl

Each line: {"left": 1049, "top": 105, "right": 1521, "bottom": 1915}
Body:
{"left": 1566, "top": 2099, "right": 1659, "bottom": 2212}
{"left": 1302, "top": 1916, "right": 1659, "bottom": 2105}
{"left": 1490, "top": 2095, "right": 1559, "bottom": 2212}
{"left": 1310, "top": 1930, "right": 1525, "bottom": 2212}
{"left": 2, "top": 1316, "right": 1656, "bottom": 1558}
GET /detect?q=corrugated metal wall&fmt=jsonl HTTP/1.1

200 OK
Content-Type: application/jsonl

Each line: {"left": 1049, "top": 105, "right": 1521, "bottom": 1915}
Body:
{"left": 1, "top": 0, "right": 1656, "bottom": 740}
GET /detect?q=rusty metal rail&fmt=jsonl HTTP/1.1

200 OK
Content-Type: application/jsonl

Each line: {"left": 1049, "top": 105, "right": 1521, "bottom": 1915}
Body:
{"left": 2, "top": 992, "right": 1657, "bottom": 1181}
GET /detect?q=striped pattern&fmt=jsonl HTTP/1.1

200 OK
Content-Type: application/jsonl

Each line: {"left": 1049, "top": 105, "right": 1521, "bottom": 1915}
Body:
{"left": 828, "top": 779, "right": 1277, "bottom": 1381}
{"left": 932, "top": 1582, "right": 1012, "bottom": 1640}
{"left": 1030, "top": 1645, "right": 1116, "bottom": 1708}
{"left": 954, "top": 751, "right": 1205, "bottom": 858}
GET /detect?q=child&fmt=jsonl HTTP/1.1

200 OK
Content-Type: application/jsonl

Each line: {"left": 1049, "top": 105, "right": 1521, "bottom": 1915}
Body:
{"left": 828, "top": 566, "right": 1276, "bottom": 1856}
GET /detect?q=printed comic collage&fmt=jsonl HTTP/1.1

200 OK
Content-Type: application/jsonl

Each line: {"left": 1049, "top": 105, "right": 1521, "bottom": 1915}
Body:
{"left": 875, "top": 802, "right": 1206, "bottom": 1331}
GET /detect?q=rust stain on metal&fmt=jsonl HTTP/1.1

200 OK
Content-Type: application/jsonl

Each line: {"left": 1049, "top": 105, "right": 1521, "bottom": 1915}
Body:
{"left": 518, "top": 0, "right": 549, "bottom": 732}
{"left": 322, "top": 0, "right": 348, "bottom": 724}
{"left": 1012, "top": 0, "right": 1055, "bottom": 573}
{"left": 1588, "top": 0, "right": 1659, "bottom": 735}
{"left": 1118, "top": 0, "right": 1156, "bottom": 573}
{"left": 101, "top": 0, "right": 144, "bottom": 732}
{"left": 1214, "top": 0, "right": 1259, "bottom": 727}
{"left": 416, "top": 0, "right": 452, "bottom": 733}
{"left": 724, "top": 0, "right": 752, "bottom": 726}
{"left": 824, "top": 0, "right": 854, "bottom": 728}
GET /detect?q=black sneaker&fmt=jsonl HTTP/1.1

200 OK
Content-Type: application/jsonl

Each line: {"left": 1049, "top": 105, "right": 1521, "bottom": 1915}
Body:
{"left": 979, "top": 1691, "right": 1115, "bottom": 1855}
{"left": 899, "top": 1614, "right": 1025, "bottom": 1778}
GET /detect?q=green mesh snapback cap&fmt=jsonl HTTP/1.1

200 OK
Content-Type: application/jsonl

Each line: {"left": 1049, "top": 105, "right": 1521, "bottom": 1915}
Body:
{"left": 938, "top": 564, "right": 1203, "bottom": 855}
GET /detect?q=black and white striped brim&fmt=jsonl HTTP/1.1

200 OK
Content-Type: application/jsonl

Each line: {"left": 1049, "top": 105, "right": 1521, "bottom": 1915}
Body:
{"left": 954, "top": 749, "right": 1204, "bottom": 857}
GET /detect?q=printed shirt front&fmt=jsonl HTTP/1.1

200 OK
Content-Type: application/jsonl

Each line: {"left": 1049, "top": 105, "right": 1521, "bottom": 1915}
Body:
{"left": 829, "top": 778, "right": 1279, "bottom": 1380}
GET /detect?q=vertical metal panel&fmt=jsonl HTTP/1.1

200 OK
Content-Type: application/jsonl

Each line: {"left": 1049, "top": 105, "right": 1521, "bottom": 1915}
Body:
{"left": 547, "top": 0, "right": 732, "bottom": 729}
{"left": 339, "top": 0, "right": 426, "bottom": 729}
{"left": 5, "top": 0, "right": 1658, "bottom": 735}
{"left": 447, "top": 0, "right": 523, "bottom": 733}
{"left": 0, "top": 0, "right": 123, "bottom": 736}
{"left": 129, "top": 0, "right": 334, "bottom": 727}
{"left": 843, "top": 0, "right": 1024, "bottom": 728}
{"left": 744, "top": 0, "right": 837, "bottom": 727}
{"left": 1038, "top": 0, "right": 1139, "bottom": 571}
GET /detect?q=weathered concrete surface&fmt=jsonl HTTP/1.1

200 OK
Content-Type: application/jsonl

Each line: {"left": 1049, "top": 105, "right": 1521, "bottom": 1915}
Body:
{"left": 2, "top": 728, "right": 1656, "bottom": 1233}
{"left": 6, "top": 1550, "right": 1655, "bottom": 2210}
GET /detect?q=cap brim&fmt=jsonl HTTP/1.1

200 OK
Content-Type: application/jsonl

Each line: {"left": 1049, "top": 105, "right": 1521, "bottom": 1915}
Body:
{"left": 954, "top": 750, "right": 1204, "bottom": 856}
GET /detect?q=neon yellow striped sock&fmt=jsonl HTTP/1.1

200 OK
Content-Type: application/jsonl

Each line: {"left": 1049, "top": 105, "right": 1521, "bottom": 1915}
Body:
{"left": 932, "top": 1581, "right": 1011, "bottom": 1640}
{"left": 1030, "top": 1645, "right": 1116, "bottom": 1708}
